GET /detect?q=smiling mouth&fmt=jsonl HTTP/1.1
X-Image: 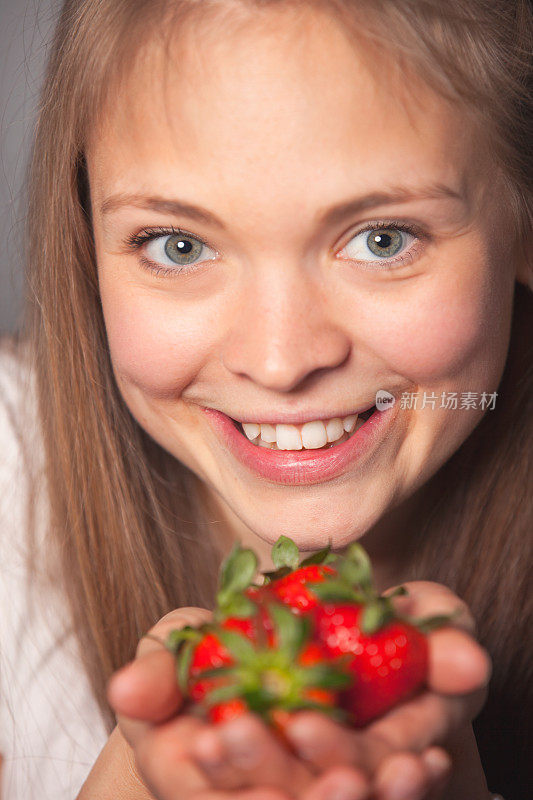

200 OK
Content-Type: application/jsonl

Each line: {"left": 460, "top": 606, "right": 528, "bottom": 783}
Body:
{"left": 231, "top": 406, "right": 377, "bottom": 451}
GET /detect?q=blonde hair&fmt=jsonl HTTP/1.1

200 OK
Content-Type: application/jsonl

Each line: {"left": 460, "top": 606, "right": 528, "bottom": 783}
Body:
{"left": 17, "top": 0, "right": 532, "bottom": 766}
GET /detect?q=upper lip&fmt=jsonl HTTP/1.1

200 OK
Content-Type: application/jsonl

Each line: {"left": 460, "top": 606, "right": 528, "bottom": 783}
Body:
{"left": 212, "top": 403, "right": 376, "bottom": 426}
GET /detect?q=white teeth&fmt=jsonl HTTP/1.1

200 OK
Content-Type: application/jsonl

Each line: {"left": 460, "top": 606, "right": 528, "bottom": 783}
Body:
{"left": 260, "top": 423, "right": 277, "bottom": 443}
{"left": 343, "top": 414, "right": 358, "bottom": 433}
{"left": 240, "top": 411, "right": 367, "bottom": 451}
{"left": 326, "top": 417, "right": 344, "bottom": 442}
{"left": 301, "top": 420, "right": 328, "bottom": 449}
{"left": 276, "top": 424, "right": 303, "bottom": 450}
{"left": 242, "top": 414, "right": 365, "bottom": 450}
{"left": 242, "top": 422, "right": 260, "bottom": 441}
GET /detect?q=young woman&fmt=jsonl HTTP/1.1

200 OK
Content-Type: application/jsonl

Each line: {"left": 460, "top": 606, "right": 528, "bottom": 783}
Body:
{"left": 0, "top": 0, "right": 530, "bottom": 798}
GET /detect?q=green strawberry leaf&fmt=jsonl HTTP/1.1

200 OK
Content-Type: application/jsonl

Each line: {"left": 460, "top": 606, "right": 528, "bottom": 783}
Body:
{"left": 177, "top": 639, "right": 195, "bottom": 693}
{"left": 361, "top": 599, "right": 393, "bottom": 634}
{"left": 261, "top": 565, "right": 292, "bottom": 583}
{"left": 268, "top": 603, "right": 309, "bottom": 661}
{"left": 242, "top": 686, "right": 276, "bottom": 712}
{"left": 214, "top": 593, "right": 257, "bottom": 622}
{"left": 408, "top": 610, "right": 459, "bottom": 633}
{"left": 342, "top": 543, "right": 373, "bottom": 590}
{"left": 203, "top": 682, "right": 242, "bottom": 706}
{"left": 271, "top": 536, "right": 300, "bottom": 570}
{"left": 300, "top": 543, "right": 334, "bottom": 567}
{"left": 164, "top": 626, "right": 203, "bottom": 655}
{"left": 300, "top": 663, "right": 352, "bottom": 690}
{"left": 384, "top": 585, "right": 409, "bottom": 599}
{"left": 196, "top": 665, "right": 238, "bottom": 680}
{"left": 215, "top": 626, "right": 257, "bottom": 664}
{"left": 307, "top": 580, "right": 366, "bottom": 603}
{"left": 277, "top": 699, "right": 349, "bottom": 723}
{"left": 218, "top": 545, "right": 258, "bottom": 600}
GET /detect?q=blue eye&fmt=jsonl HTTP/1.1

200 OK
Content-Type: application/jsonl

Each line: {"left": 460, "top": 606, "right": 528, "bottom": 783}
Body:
{"left": 339, "top": 226, "right": 416, "bottom": 263}
{"left": 145, "top": 232, "right": 216, "bottom": 268}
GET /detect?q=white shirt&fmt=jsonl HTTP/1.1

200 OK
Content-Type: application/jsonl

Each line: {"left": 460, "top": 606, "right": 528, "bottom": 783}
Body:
{"left": 0, "top": 339, "right": 108, "bottom": 799}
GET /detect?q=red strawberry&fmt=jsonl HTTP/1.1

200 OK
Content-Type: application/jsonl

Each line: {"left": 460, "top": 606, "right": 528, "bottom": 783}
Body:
{"left": 209, "top": 697, "right": 249, "bottom": 724}
{"left": 268, "top": 564, "right": 337, "bottom": 613}
{"left": 312, "top": 602, "right": 428, "bottom": 726}
{"left": 169, "top": 600, "right": 351, "bottom": 726}
{"left": 161, "top": 536, "right": 447, "bottom": 730}
{"left": 187, "top": 616, "right": 255, "bottom": 705}
{"left": 261, "top": 535, "right": 338, "bottom": 613}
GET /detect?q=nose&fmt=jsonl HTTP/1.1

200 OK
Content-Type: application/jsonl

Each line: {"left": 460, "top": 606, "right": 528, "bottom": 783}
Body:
{"left": 220, "top": 267, "right": 351, "bottom": 393}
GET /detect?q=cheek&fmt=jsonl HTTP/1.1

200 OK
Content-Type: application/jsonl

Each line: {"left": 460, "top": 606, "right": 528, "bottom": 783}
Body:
{"left": 99, "top": 282, "right": 215, "bottom": 398}
{"left": 364, "top": 267, "right": 504, "bottom": 385}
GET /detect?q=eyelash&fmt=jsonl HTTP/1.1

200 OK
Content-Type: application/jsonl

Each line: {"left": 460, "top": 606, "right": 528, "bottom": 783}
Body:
{"left": 124, "top": 226, "right": 212, "bottom": 278}
{"left": 337, "top": 219, "right": 426, "bottom": 271}
{"left": 123, "top": 220, "right": 427, "bottom": 278}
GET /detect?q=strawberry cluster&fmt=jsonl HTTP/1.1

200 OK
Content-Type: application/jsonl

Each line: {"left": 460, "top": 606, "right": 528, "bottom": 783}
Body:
{"left": 154, "top": 537, "right": 448, "bottom": 730}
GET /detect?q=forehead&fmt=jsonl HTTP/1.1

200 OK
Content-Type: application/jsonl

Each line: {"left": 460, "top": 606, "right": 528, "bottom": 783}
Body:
{"left": 87, "top": 3, "right": 482, "bottom": 210}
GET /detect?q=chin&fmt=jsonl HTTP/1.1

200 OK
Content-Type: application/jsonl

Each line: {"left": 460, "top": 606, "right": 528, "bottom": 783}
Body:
{"left": 236, "top": 493, "right": 389, "bottom": 552}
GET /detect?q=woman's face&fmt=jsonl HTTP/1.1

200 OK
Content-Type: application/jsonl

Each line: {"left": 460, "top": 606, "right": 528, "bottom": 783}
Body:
{"left": 88, "top": 6, "right": 521, "bottom": 556}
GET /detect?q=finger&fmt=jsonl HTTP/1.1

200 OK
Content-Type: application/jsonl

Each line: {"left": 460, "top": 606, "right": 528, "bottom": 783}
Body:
{"left": 194, "top": 790, "right": 292, "bottom": 800}
{"left": 284, "top": 688, "right": 482, "bottom": 774}
{"left": 134, "top": 714, "right": 211, "bottom": 799}
{"left": 386, "top": 581, "right": 476, "bottom": 636}
{"left": 191, "top": 713, "right": 315, "bottom": 793}
{"left": 427, "top": 627, "right": 491, "bottom": 695}
{"left": 367, "top": 689, "right": 483, "bottom": 754}
{"left": 107, "top": 607, "right": 212, "bottom": 748}
{"left": 108, "top": 647, "right": 183, "bottom": 749}
{"left": 419, "top": 747, "right": 452, "bottom": 800}
{"left": 372, "top": 748, "right": 451, "bottom": 800}
{"left": 373, "top": 752, "right": 430, "bottom": 800}
{"left": 136, "top": 607, "right": 213, "bottom": 659}
{"left": 300, "top": 766, "right": 370, "bottom": 800}
{"left": 284, "top": 712, "right": 394, "bottom": 774}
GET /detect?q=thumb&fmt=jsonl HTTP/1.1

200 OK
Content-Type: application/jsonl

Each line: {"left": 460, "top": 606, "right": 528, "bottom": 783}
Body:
{"left": 106, "top": 606, "right": 212, "bottom": 747}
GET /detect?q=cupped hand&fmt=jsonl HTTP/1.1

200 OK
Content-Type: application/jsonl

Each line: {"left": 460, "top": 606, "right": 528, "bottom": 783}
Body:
{"left": 277, "top": 581, "right": 492, "bottom": 800}
{"left": 106, "top": 583, "right": 484, "bottom": 800}
{"left": 107, "top": 607, "right": 317, "bottom": 800}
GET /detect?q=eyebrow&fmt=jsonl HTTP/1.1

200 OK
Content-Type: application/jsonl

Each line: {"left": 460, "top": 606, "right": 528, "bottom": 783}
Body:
{"left": 100, "top": 194, "right": 225, "bottom": 228}
{"left": 318, "top": 183, "right": 464, "bottom": 227}
{"left": 100, "top": 183, "right": 463, "bottom": 229}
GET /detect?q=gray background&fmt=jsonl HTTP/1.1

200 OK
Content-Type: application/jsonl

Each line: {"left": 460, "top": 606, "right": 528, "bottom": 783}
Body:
{"left": 0, "top": 0, "right": 58, "bottom": 335}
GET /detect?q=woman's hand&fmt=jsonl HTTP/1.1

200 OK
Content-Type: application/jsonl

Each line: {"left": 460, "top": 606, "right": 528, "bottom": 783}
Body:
{"left": 104, "top": 581, "right": 490, "bottom": 800}
{"left": 273, "top": 581, "right": 492, "bottom": 800}
{"left": 183, "top": 582, "right": 490, "bottom": 800}
{"left": 106, "top": 607, "right": 311, "bottom": 800}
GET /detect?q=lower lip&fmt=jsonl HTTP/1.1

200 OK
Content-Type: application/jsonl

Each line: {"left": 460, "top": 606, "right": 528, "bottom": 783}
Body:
{"left": 203, "top": 404, "right": 399, "bottom": 485}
